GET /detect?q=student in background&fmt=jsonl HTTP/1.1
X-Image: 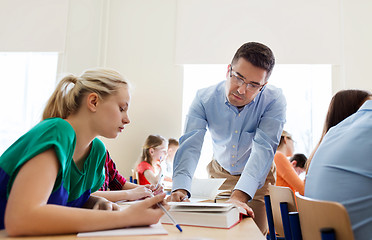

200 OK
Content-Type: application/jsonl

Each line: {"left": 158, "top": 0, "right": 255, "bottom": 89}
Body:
{"left": 92, "top": 150, "right": 156, "bottom": 203}
{"left": 0, "top": 68, "right": 167, "bottom": 236}
{"left": 289, "top": 153, "right": 307, "bottom": 180}
{"left": 161, "top": 138, "right": 179, "bottom": 182}
{"left": 305, "top": 95, "right": 372, "bottom": 240}
{"left": 274, "top": 131, "right": 304, "bottom": 195}
{"left": 137, "top": 135, "right": 168, "bottom": 185}
{"left": 306, "top": 89, "right": 372, "bottom": 172}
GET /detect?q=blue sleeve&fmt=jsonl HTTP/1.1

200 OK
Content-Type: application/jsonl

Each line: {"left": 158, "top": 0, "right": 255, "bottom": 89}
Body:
{"left": 172, "top": 91, "right": 207, "bottom": 195}
{"left": 235, "top": 91, "right": 286, "bottom": 198}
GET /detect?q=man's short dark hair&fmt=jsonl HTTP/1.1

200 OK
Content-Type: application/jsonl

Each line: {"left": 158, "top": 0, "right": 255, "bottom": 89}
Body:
{"left": 290, "top": 153, "right": 308, "bottom": 168}
{"left": 231, "top": 42, "right": 275, "bottom": 80}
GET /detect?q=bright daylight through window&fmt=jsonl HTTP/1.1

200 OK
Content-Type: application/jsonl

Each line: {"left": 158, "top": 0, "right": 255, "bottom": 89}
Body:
{"left": 0, "top": 52, "right": 58, "bottom": 155}
{"left": 183, "top": 64, "right": 332, "bottom": 178}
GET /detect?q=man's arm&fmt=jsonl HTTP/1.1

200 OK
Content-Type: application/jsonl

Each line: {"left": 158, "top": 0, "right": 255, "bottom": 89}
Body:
{"left": 234, "top": 89, "right": 286, "bottom": 200}
{"left": 170, "top": 92, "right": 208, "bottom": 200}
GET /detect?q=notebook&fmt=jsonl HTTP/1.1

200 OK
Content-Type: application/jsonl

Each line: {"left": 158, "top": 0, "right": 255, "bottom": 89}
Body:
{"left": 77, "top": 222, "right": 167, "bottom": 237}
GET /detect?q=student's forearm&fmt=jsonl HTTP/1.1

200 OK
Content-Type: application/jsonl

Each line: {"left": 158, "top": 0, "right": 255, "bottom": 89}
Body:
{"left": 123, "top": 181, "right": 139, "bottom": 190}
{"left": 92, "top": 190, "right": 128, "bottom": 203}
{"left": 5, "top": 204, "right": 129, "bottom": 236}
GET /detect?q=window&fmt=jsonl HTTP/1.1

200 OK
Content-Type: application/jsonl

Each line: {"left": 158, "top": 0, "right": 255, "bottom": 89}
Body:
{"left": 0, "top": 52, "right": 58, "bottom": 155}
{"left": 183, "top": 64, "right": 332, "bottom": 178}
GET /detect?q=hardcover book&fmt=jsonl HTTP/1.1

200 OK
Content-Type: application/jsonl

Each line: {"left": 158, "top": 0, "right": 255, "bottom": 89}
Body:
{"left": 160, "top": 202, "right": 246, "bottom": 229}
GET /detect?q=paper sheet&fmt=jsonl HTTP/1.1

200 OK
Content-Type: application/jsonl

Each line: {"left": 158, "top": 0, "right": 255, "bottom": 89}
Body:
{"left": 77, "top": 222, "right": 168, "bottom": 237}
{"left": 190, "top": 178, "right": 226, "bottom": 201}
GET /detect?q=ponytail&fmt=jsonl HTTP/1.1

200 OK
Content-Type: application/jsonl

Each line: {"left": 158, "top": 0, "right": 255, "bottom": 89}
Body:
{"left": 42, "top": 68, "right": 128, "bottom": 120}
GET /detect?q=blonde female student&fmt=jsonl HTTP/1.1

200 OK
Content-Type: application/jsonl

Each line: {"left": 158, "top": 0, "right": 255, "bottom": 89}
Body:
{"left": 0, "top": 68, "right": 168, "bottom": 236}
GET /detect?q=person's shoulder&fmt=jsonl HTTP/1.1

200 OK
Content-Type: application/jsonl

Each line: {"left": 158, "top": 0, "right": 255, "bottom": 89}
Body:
{"left": 196, "top": 81, "right": 225, "bottom": 102}
{"left": 138, "top": 161, "right": 151, "bottom": 167}
{"left": 258, "top": 84, "right": 286, "bottom": 110}
{"left": 274, "top": 151, "right": 287, "bottom": 162}
{"left": 358, "top": 100, "right": 372, "bottom": 112}
{"left": 42, "top": 117, "right": 70, "bottom": 126}
{"left": 30, "top": 118, "right": 75, "bottom": 140}
{"left": 90, "top": 138, "right": 107, "bottom": 159}
{"left": 262, "top": 84, "right": 285, "bottom": 100}
{"left": 37, "top": 118, "right": 74, "bottom": 132}
{"left": 92, "top": 138, "right": 106, "bottom": 151}
{"left": 137, "top": 161, "right": 152, "bottom": 173}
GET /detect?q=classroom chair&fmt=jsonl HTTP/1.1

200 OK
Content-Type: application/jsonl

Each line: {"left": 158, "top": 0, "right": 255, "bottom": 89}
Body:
{"left": 265, "top": 184, "right": 302, "bottom": 240}
{"left": 295, "top": 192, "right": 354, "bottom": 240}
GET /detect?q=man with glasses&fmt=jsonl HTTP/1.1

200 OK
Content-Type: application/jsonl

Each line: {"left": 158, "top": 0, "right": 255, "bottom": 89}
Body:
{"left": 169, "top": 42, "right": 286, "bottom": 235}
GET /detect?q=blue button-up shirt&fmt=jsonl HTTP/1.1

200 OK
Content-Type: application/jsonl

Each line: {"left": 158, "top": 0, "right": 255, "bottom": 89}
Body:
{"left": 172, "top": 80, "right": 286, "bottom": 199}
{"left": 305, "top": 100, "right": 372, "bottom": 240}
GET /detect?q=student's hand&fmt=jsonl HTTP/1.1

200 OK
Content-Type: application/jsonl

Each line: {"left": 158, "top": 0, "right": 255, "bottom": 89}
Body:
{"left": 124, "top": 186, "right": 153, "bottom": 201}
{"left": 148, "top": 184, "right": 164, "bottom": 196}
{"left": 84, "top": 195, "right": 120, "bottom": 211}
{"left": 166, "top": 189, "right": 189, "bottom": 202}
{"left": 124, "top": 193, "right": 169, "bottom": 226}
{"left": 227, "top": 190, "right": 254, "bottom": 218}
{"left": 92, "top": 197, "right": 121, "bottom": 211}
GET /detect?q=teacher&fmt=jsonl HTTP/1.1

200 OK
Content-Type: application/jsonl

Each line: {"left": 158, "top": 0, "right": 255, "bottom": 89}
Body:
{"left": 169, "top": 42, "right": 286, "bottom": 235}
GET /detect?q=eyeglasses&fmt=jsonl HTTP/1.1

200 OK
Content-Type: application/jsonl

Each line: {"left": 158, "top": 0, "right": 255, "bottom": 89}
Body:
{"left": 229, "top": 66, "right": 265, "bottom": 92}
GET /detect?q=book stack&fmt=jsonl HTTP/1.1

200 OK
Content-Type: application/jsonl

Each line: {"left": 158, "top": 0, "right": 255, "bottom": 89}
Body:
{"left": 160, "top": 202, "right": 246, "bottom": 229}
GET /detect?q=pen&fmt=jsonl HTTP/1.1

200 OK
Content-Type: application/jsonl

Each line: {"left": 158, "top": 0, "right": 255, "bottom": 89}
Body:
{"left": 157, "top": 201, "right": 183, "bottom": 232}
{"left": 150, "top": 193, "right": 182, "bottom": 232}
{"left": 155, "top": 169, "right": 163, "bottom": 189}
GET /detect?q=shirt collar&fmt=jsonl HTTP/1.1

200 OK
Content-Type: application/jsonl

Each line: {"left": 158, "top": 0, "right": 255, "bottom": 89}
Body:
{"left": 358, "top": 99, "right": 372, "bottom": 111}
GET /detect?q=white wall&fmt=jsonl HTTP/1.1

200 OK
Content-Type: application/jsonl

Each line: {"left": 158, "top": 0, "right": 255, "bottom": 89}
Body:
{"left": 0, "top": 0, "right": 69, "bottom": 51}
{"left": 342, "top": 0, "right": 372, "bottom": 89}
{"left": 1, "top": 0, "right": 372, "bottom": 178}
{"left": 175, "top": 0, "right": 342, "bottom": 65}
{"left": 101, "top": 0, "right": 183, "bottom": 175}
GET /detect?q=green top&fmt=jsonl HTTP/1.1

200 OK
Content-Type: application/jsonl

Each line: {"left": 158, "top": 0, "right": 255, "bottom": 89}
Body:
{"left": 0, "top": 117, "right": 106, "bottom": 229}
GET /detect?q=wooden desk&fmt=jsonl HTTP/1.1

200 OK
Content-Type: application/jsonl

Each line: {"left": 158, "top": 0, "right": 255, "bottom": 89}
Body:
{"left": 0, "top": 217, "right": 264, "bottom": 240}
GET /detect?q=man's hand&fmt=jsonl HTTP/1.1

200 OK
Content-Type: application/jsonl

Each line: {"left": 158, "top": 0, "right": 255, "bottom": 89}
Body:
{"left": 166, "top": 189, "right": 189, "bottom": 202}
{"left": 227, "top": 189, "right": 254, "bottom": 218}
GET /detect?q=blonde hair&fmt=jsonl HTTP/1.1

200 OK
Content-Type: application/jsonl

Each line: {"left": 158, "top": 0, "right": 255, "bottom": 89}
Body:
{"left": 140, "top": 135, "right": 167, "bottom": 165}
{"left": 42, "top": 68, "right": 128, "bottom": 120}
{"left": 278, "top": 130, "right": 292, "bottom": 148}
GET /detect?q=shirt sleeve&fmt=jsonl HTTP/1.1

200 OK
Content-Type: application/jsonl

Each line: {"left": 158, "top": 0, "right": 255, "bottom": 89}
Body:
{"left": 275, "top": 152, "right": 304, "bottom": 195}
{"left": 106, "top": 151, "right": 126, "bottom": 190}
{"left": 172, "top": 92, "right": 207, "bottom": 195}
{"left": 137, "top": 161, "right": 153, "bottom": 174}
{"left": 234, "top": 92, "right": 286, "bottom": 199}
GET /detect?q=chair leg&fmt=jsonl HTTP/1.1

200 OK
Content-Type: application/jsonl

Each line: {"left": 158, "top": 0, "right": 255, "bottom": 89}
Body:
{"left": 280, "top": 202, "right": 292, "bottom": 240}
{"left": 289, "top": 212, "right": 302, "bottom": 240}
{"left": 264, "top": 195, "right": 277, "bottom": 240}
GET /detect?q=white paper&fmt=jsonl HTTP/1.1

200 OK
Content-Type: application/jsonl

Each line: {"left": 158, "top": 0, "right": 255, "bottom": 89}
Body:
{"left": 190, "top": 178, "right": 226, "bottom": 201}
{"left": 77, "top": 222, "right": 168, "bottom": 237}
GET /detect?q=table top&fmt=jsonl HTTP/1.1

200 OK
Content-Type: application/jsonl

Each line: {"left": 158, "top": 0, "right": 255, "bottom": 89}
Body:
{"left": 0, "top": 217, "right": 264, "bottom": 240}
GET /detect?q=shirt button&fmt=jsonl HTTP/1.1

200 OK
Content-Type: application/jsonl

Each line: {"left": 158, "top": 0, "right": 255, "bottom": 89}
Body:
{"left": 235, "top": 130, "right": 238, "bottom": 133}
{"left": 231, "top": 164, "right": 234, "bottom": 167}
{"left": 238, "top": 114, "right": 240, "bottom": 117}
{"left": 232, "top": 145, "right": 236, "bottom": 148}
{"left": 232, "top": 155, "right": 235, "bottom": 158}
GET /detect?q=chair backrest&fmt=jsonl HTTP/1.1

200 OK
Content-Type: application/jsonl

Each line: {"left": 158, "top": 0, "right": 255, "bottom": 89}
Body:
{"left": 268, "top": 184, "right": 297, "bottom": 237}
{"left": 295, "top": 192, "right": 354, "bottom": 240}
